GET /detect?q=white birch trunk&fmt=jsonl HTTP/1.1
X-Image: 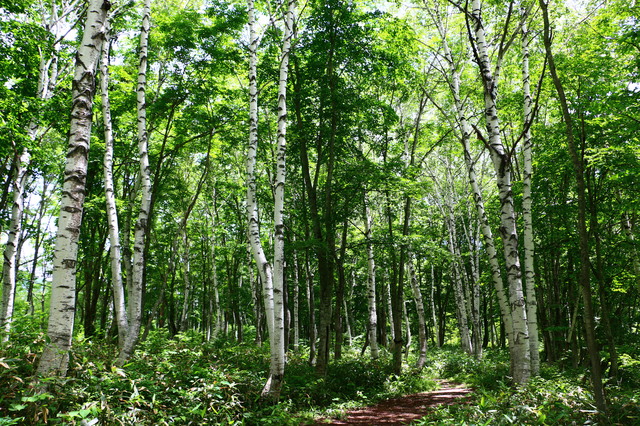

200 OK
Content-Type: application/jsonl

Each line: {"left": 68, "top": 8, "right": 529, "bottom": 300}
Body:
{"left": 463, "top": 218, "right": 483, "bottom": 359}
{"left": 264, "top": 0, "right": 295, "bottom": 399}
{"left": 521, "top": 15, "right": 540, "bottom": 376}
{"left": 37, "top": 0, "right": 109, "bottom": 376}
{"left": 246, "top": 0, "right": 281, "bottom": 399}
{"left": 2, "top": 0, "right": 77, "bottom": 340}
{"left": 364, "top": 195, "right": 379, "bottom": 359}
{"left": 246, "top": 0, "right": 274, "bottom": 338}
{"left": 407, "top": 254, "right": 427, "bottom": 368}
{"left": 179, "top": 225, "right": 192, "bottom": 331}
{"left": 343, "top": 297, "right": 352, "bottom": 347}
{"left": 446, "top": 212, "right": 472, "bottom": 354}
{"left": 100, "top": 23, "right": 128, "bottom": 349}
{"left": 118, "top": 0, "right": 152, "bottom": 365}
{"left": 432, "top": 7, "right": 514, "bottom": 349}
{"left": 430, "top": 264, "right": 439, "bottom": 347}
{"left": 403, "top": 299, "right": 411, "bottom": 360}
{"left": 432, "top": 164, "right": 472, "bottom": 354}
{"left": 385, "top": 271, "right": 394, "bottom": 344}
{"left": 305, "top": 254, "right": 317, "bottom": 364}
{"left": 247, "top": 243, "right": 263, "bottom": 345}
{"left": 212, "top": 237, "right": 223, "bottom": 339}
{"left": 470, "top": 0, "right": 530, "bottom": 383}
{"left": 1, "top": 149, "right": 30, "bottom": 342}
{"left": 292, "top": 247, "right": 300, "bottom": 350}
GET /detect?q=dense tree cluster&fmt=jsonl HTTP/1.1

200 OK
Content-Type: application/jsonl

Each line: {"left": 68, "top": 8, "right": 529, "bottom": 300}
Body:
{"left": 1, "top": 0, "right": 639, "bottom": 411}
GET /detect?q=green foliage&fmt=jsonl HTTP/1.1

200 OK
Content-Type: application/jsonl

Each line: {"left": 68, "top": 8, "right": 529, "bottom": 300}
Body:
{"left": 3, "top": 333, "right": 640, "bottom": 425}
{"left": 415, "top": 347, "right": 640, "bottom": 425}
{"left": 0, "top": 332, "right": 435, "bottom": 425}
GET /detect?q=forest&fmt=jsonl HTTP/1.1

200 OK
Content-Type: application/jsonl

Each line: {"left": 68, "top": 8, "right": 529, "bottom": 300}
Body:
{"left": 1, "top": 0, "right": 639, "bottom": 424}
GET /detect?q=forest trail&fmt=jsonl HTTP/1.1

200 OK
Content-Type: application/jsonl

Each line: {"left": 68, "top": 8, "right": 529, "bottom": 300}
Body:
{"left": 313, "top": 380, "right": 473, "bottom": 425}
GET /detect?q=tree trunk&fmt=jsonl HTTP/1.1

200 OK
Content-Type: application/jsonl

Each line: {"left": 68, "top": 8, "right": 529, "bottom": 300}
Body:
{"left": 292, "top": 247, "right": 300, "bottom": 350}
{"left": 246, "top": 0, "right": 292, "bottom": 400}
{"left": 468, "top": 0, "right": 530, "bottom": 383}
{"left": 622, "top": 213, "right": 640, "bottom": 294}
{"left": 1, "top": 0, "right": 75, "bottom": 340}
{"left": 590, "top": 201, "right": 618, "bottom": 377}
{"left": 212, "top": 241, "right": 223, "bottom": 339}
{"left": 364, "top": 194, "right": 379, "bottom": 359}
{"left": 179, "top": 225, "right": 193, "bottom": 332}
{"left": 334, "top": 219, "right": 348, "bottom": 359}
{"left": 521, "top": 12, "right": 540, "bottom": 376}
{"left": 431, "top": 4, "right": 513, "bottom": 359}
{"left": 26, "top": 181, "right": 50, "bottom": 316}
{"left": 118, "top": 0, "right": 152, "bottom": 365}
{"left": 384, "top": 184, "right": 403, "bottom": 374}
{"left": 430, "top": 265, "right": 439, "bottom": 348}
{"left": 100, "top": 24, "right": 128, "bottom": 349}
{"left": 408, "top": 254, "right": 427, "bottom": 368}
{"left": 37, "top": 0, "right": 110, "bottom": 377}
{"left": 0, "top": 148, "right": 29, "bottom": 342}
{"left": 540, "top": 0, "right": 606, "bottom": 411}
{"left": 248, "top": 244, "right": 263, "bottom": 345}
{"left": 462, "top": 217, "right": 483, "bottom": 360}
{"left": 436, "top": 175, "right": 472, "bottom": 354}
{"left": 305, "top": 251, "right": 317, "bottom": 365}
{"left": 262, "top": 0, "right": 295, "bottom": 399}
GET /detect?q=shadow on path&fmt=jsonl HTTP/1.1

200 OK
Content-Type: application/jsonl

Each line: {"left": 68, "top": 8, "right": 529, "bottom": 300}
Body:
{"left": 314, "top": 380, "right": 472, "bottom": 425}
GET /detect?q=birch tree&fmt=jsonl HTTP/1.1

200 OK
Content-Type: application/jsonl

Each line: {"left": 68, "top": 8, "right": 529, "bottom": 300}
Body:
{"left": 0, "top": 148, "right": 29, "bottom": 342}
{"left": 521, "top": 10, "right": 540, "bottom": 376}
{"left": 246, "top": 0, "right": 295, "bottom": 400}
{"left": 37, "top": 0, "right": 110, "bottom": 377}
{"left": 467, "top": 0, "right": 530, "bottom": 383}
{"left": 1, "top": 0, "right": 81, "bottom": 341}
{"left": 270, "top": 0, "right": 295, "bottom": 395}
{"left": 364, "top": 193, "right": 379, "bottom": 359}
{"left": 100, "top": 17, "right": 128, "bottom": 350}
{"left": 425, "top": 1, "right": 515, "bottom": 360}
{"left": 407, "top": 253, "right": 427, "bottom": 368}
{"left": 118, "top": 0, "right": 152, "bottom": 365}
{"left": 246, "top": 0, "right": 276, "bottom": 394}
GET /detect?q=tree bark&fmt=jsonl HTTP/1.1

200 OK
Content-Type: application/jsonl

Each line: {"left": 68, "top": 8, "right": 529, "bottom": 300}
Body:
{"left": 364, "top": 194, "right": 379, "bottom": 359}
{"left": 334, "top": 218, "right": 348, "bottom": 359}
{"left": 292, "top": 247, "right": 300, "bottom": 350}
{"left": 118, "top": 0, "right": 152, "bottom": 365}
{"left": 262, "top": 0, "right": 295, "bottom": 399}
{"left": 37, "top": 0, "right": 110, "bottom": 377}
{"left": 430, "top": 4, "right": 514, "bottom": 360}
{"left": 0, "top": 148, "right": 29, "bottom": 342}
{"left": 2, "top": 0, "right": 77, "bottom": 340}
{"left": 521, "top": 11, "right": 540, "bottom": 376}
{"left": 408, "top": 254, "right": 427, "bottom": 368}
{"left": 468, "top": 0, "right": 530, "bottom": 383}
{"left": 539, "top": 0, "right": 606, "bottom": 411}
{"left": 100, "top": 23, "right": 128, "bottom": 349}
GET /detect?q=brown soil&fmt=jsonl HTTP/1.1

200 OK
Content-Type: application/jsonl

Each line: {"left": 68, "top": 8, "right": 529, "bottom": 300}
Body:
{"left": 313, "top": 380, "right": 472, "bottom": 425}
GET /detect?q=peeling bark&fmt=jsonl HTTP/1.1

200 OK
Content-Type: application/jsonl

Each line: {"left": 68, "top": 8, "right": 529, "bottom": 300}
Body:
{"left": 38, "top": 0, "right": 110, "bottom": 377}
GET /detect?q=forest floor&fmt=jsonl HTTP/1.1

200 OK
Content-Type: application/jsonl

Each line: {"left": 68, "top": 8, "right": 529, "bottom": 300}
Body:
{"left": 313, "top": 380, "right": 473, "bottom": 425}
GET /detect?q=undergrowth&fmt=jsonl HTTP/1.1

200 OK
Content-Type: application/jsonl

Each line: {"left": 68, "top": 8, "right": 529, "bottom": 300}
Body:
{"left": 413, "top": 346, "right": 640, "bottom": 425}
{"left": 1, "top": 322, "right": 639, "bottom": 425}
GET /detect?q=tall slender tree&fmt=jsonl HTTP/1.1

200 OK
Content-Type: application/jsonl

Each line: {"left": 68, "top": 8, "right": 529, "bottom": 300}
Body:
{"left": 118, "top": 0, "right": 152, "bottom": 365}
{"left": 100, "top": 17, "right": 128, "bottom": 349}
{"left": 467, "top": 0, "right": 530, "bottom": 383}
{"left": 37, "top": 0, "right": 110, "bottom": 377}
{"left": 521, "top": 9, "right": 540, "bottom": 375}
{"left": 539, "top": 0, "right": 606, "bottom": 411}
{"left": 0, "top": 148, "right": 30, "bottom": 342}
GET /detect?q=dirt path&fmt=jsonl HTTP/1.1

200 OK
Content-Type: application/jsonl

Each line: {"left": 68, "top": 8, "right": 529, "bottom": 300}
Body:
{"left": 314, "top": 380, "right": 472, "bottom": 425}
